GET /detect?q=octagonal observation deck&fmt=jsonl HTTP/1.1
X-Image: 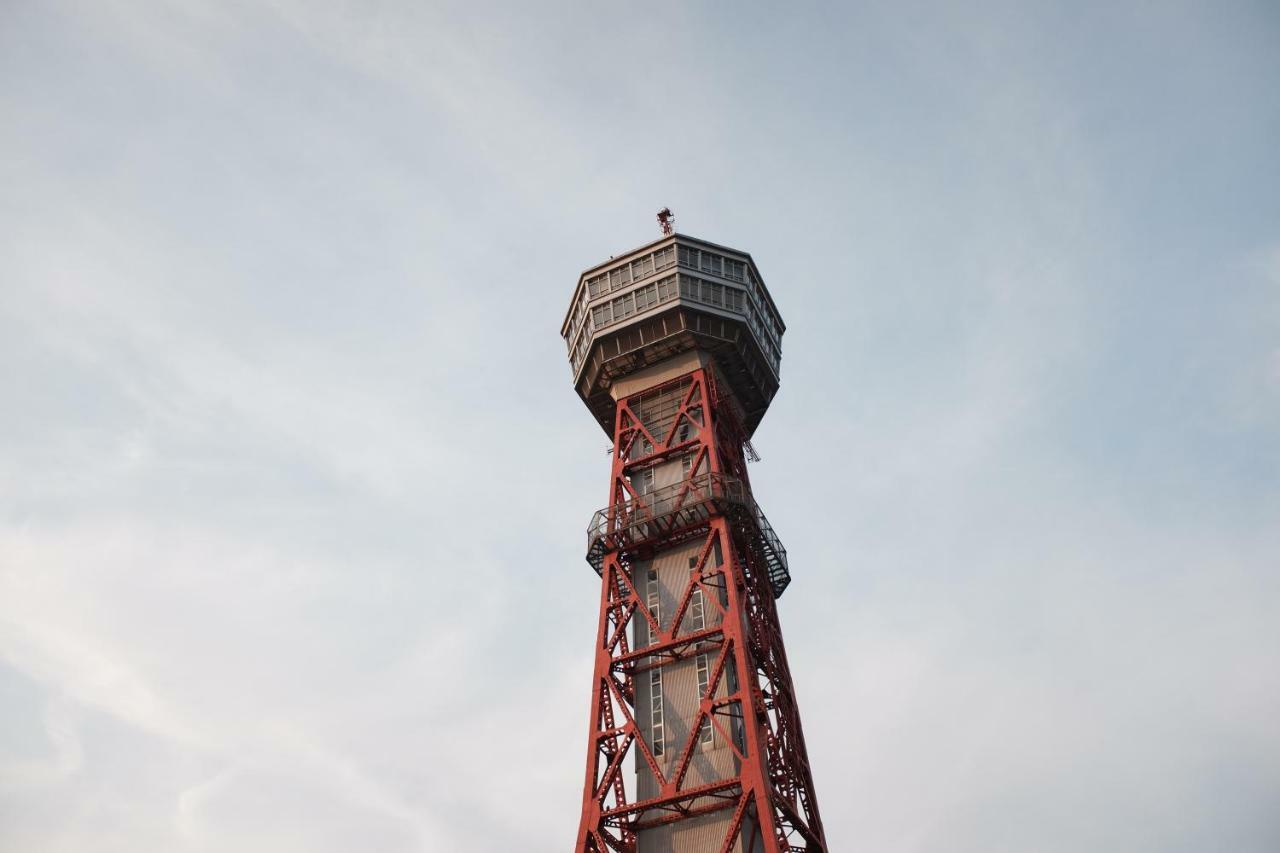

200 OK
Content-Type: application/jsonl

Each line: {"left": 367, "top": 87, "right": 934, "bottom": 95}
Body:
{"left": 561, "top": 234, "right": 785, "bottom": 437}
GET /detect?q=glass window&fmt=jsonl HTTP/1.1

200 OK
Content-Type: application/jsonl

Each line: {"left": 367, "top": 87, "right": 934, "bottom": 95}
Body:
{"left": 641, "top": 283, "right": 658, "bottom": 310}
{"left": 646, "top": 566, "right": 660, "bottom": 645}
{"left": 613, "top": 293, "right": 633, "bottom": 319}
{"left": 690, "top": 588, "right": 705, "bottom": 631}
{"left": 650, "top": 667, "right": 664, "bottom": 755}
{"left": 696, "top": 654, "right": 713, "bottom": 745}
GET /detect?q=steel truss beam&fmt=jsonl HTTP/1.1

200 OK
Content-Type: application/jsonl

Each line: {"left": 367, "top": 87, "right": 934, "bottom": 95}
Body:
{"left": 574, "top": 368, "right": 826, "bottom": 852}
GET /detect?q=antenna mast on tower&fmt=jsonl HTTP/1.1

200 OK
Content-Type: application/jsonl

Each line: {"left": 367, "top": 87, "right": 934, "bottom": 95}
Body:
{"left": 657, "top": 207, "right": 675, "bottom": 235}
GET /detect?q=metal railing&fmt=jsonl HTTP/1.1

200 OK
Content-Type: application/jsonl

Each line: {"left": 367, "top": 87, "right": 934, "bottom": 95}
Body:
{"left": 585, "top": 472, "right": 791, "bottom": 598}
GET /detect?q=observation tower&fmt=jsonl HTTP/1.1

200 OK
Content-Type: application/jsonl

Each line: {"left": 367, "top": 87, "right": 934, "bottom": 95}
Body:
{"left": 563, "top": 213, "right": 827, "bottom": 852}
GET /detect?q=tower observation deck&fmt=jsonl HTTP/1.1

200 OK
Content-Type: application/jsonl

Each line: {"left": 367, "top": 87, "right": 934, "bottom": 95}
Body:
{"left": 564, "top": 228, "right": 827, "bottom": 852}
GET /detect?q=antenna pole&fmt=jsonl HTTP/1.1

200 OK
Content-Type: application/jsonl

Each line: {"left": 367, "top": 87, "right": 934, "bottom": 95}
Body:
{"left": 656, "top": 207, "right": 674, "bottom": 235}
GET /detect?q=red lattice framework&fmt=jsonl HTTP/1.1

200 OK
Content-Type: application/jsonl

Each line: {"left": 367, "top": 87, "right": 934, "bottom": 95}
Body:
{"left": 575, "top": 367, "right": 826, "bottom": 853}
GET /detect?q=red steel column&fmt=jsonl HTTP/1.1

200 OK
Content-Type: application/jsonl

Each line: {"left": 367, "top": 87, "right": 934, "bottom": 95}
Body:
{"left": 573, "top": 367, "right": 826, "bottom": 852}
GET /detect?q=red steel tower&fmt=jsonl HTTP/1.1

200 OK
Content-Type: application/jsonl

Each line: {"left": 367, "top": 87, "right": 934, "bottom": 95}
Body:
{"left": 562, "top": 226, "right": 827, "bottom": 852}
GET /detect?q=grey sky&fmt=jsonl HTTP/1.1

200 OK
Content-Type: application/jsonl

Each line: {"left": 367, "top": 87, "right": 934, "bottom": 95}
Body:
{"left": 2, "top": 1, "right": 1278, "bottom": 851}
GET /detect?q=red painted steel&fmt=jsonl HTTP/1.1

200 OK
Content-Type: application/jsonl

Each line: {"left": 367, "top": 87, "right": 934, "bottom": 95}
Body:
{"left": 574, "top": 367, "right": 826, "bottom": 852}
